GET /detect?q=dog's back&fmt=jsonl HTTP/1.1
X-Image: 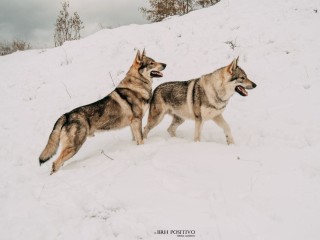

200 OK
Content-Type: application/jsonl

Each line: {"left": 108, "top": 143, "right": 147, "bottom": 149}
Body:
{"left": 149, "top": 79, "right": 199, "bottom": 118}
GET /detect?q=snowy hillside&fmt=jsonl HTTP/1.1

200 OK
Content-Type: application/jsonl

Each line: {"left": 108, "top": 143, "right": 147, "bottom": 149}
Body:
{"left": 1, "top": 0, "right": 320, "bottom": 239}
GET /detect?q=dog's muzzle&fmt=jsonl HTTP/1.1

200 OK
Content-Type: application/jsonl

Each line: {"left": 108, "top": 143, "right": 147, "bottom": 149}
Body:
{"left": 235, "top": 81, "right": 257, "bottom": 96}
{"left": 151, "top": 63, "right": 166, "bottom": 78}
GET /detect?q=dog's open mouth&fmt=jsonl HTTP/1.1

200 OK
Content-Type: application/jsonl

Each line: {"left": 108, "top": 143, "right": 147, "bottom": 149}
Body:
{"left": 150, "top": 71, "right": 163, "bottom": 78}
{"left": 235, "top": 85, "right": 248, "bottom": 96}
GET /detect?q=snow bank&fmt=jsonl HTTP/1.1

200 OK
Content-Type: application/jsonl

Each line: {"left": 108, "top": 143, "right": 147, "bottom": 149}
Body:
{"left": 1, "top": 0, "right": 320, "bottom": 239}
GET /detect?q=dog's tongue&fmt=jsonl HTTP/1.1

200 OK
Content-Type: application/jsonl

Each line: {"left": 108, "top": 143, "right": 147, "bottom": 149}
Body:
{"left": 151, "top": 71, "right": 163, "bottom": 78}
{"left": 235, "top": 86, "right": 248, "bottom": 96}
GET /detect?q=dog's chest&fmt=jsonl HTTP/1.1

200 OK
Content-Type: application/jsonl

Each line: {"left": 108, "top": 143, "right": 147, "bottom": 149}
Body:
{"left": 201, "top": 105, "right": 225, "bottom": 120}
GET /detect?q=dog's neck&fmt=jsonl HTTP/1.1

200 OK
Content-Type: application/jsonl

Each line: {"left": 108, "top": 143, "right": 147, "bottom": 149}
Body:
{"left": 213, "top": 80, "right": 233, "bottom": 102}
{"left": 213, "top": 69, "right": 235, "bottom": 102}
{"left": 126, "top": 68, "right": 152, "bottom": 85}
{"left": 127, "top": 73, "right": 151, "bottom": 85}
{"left": 117, "top": 68, "right": 153, "bottom": 100}
{"left": 201, "top": 73, "right": 230, "bottom": 105}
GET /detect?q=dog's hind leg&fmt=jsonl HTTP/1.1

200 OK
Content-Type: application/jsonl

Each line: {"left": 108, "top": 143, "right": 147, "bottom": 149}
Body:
{"left": 51, "top": 124, "right": 87, "bottom": 174}
{"left": 167, "top": 115, "right": 184, "bottom": 137}
{"left": 143, "top": 106, "right": 166, "bottom": 139}
{"left": 213, "top": 114, "right": 235, "bottom": 145}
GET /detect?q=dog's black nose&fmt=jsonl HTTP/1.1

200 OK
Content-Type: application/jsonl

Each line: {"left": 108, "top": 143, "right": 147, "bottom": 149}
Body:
{"left": 252, "top": 82, "right": 257, "bottom": 88}
{"left": 162, "top": 63, "right": 167, "bottom": 69}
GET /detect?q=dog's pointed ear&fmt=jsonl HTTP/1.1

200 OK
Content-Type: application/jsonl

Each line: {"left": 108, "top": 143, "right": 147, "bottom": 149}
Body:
{"left": 142, "top": 48, "right": 146, "bottom": 57}
{"left": 235, "top": 56, "right": 239, "bottom": 65}
{"left": 135, "top": 50, "right": 142, "bottom": 64}
{"left": 227, "top": 57, "right": 239, "bottom": 74}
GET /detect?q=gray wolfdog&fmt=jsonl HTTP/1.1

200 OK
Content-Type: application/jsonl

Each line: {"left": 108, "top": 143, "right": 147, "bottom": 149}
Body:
{"left": 39, "top": 50, "right": 166, "bottom": 174}
{"left": 143, "top": 57, "right": 256, "bottom": 144}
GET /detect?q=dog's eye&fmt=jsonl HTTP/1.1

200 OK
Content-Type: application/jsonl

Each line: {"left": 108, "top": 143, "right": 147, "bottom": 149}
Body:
{"left": 150, "top": 62, "right": 155, "bottom": 65}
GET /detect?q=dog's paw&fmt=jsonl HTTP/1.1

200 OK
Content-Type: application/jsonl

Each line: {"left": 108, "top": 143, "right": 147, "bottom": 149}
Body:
{"left": 39, "top": 159, "right": 46, "bottom": 166}
{"left": 226, "top": 134, "right": 235, "bottom": 145}
{"left": 137, "top": 139, "right": 144, "bottom": 145}
{"left": 50, "top": 169, "right": 56, "bottom": 175}
{"left": 167, "top": 128, "right": 176, "bottom": 137}
{"left": 50, "top": 162, "right": 60, "bottom": 175}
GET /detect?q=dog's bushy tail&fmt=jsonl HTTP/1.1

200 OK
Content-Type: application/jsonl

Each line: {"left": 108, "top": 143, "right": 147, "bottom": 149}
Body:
{"left": 39, "top": 115, "right": 66, "bottom": 165}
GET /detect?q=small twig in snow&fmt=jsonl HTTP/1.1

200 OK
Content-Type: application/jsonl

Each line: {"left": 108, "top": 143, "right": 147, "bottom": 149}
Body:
{"left": 109, "top": 72, "right": 116, "bottom": 87}
{"left": 62, "top": 82, "right": 71, "bottom": 99}
{"left": 101, "top": 150, "right": 114, "bottom": 160}
{"left": 237, "top": 156, "right": 262, "bottom": 166}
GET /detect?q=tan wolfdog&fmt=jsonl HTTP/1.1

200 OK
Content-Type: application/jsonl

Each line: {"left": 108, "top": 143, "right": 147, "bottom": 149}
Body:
{"left": 39, "top": 50, "right": 166, "bottom": 174}
{"left": 143, "top": 57, "right": 256, "bottom": 144}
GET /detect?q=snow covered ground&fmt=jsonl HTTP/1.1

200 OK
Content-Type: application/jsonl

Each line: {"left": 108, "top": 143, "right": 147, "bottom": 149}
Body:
{"left": 1, "top": 0, "right": 320, "bottom": 239}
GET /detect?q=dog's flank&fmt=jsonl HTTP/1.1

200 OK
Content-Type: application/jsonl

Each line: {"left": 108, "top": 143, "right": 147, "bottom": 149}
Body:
{"left": 143, "top": 57, "right": 256, "bottom": 144}
{"left": 39, "top": 49, "right": 166, "bottom": 174}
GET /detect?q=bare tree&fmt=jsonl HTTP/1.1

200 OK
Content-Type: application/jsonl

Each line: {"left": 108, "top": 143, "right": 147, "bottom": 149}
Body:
{"left": 0, "top": 39, "right": 31, "bottom": 56}
{"left": 0, "top": 41, "right": 12, "bottom": 56}
{"left": 140, "top": 0, "right": 178, "bottom": 22}
{"left": 196, "top": 0, "right": 220, "bottom": 8}
{"left": 141, "top": 0, "right": 219, "bottom": 22}
{"left": 177, "top": 0, "right": 195, "bottom": 14}
{"left": 70, "top": 12, "right": 83, "bottom": 40}
{"left": 12, "top": 40, "right": 31, "bottom": 51}
{"left": 54, "top": 1, "right": 84, "bottom": 47}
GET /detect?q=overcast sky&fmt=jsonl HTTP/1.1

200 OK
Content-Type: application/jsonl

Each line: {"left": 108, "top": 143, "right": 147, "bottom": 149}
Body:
{"left": 0, "top": 0, "right": 148, "bottom": 48}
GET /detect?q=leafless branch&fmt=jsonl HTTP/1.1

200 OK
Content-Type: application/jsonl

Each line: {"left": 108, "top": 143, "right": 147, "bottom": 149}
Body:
{"left": 109, "top": 72, "right": 116, "bottom": 87}
{"left": 62, "top": 82, "right": 72, "bottom": 98}
{"left": 101, "top": 150, "right": 114, "bottom": 160}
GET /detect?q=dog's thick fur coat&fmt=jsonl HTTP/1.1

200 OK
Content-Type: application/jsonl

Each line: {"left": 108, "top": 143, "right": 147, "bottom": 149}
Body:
{"left": 143, "top": 58, "right": 256, "bottom": 143}
{"left": 39, "top": 50, "right": 166, "bottom": 174}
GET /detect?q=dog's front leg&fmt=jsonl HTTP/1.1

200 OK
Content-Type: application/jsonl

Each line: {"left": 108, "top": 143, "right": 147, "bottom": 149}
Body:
{"left": 130, "top": 125, "right": 136, "bottom": 141}
{"left": 130, "top": 118, "right": 144, "bottom": 145}
{"left": 194, "top": 117, "right": 203, "bottom": 142}
{"left": 213, "top": 114, "right": 235, "bottom": 145}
